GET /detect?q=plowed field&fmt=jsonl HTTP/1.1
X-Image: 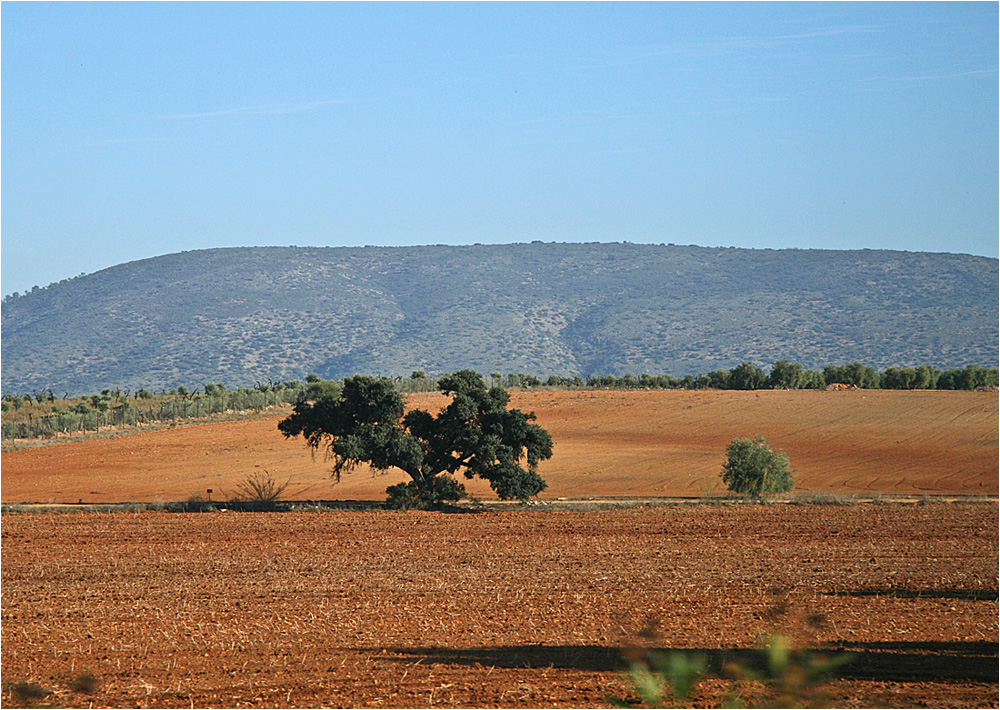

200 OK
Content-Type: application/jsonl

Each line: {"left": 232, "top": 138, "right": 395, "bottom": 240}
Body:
{"left": 2, "top": 505, "right": 997, "bottom": 708}
{"left": 1, "top": 389, "right": 997, "bottom": 503}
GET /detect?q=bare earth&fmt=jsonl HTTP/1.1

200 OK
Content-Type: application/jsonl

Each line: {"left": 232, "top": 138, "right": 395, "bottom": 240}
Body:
{"left": 2, "top": 389, "right": 997, "bottom": 504}
{"left": 1, "top": 390, "right": 997, "bottom": 708}
{"left": 1, "top": 505, "right": 996, "bottom": 708}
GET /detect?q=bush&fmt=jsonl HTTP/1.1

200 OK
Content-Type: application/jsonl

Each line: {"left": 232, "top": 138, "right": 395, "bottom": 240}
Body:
{"left": 231, "top": 470, "right": 289, "bottom": 503}
{"left": 385, "top": 476, "right": 467, "bottom": 510}
{"left": 721, "top": 435, "right": 794, "bottom": 496}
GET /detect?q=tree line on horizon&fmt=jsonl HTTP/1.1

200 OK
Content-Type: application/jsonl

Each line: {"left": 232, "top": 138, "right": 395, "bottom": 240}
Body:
{"left": 0, "top": 376, "right": 335, "bottom": 441}
{"left": 2, "top": 361, "right": 996, "bottom": 443}
{"left": 577, "top": 361, "right": 998, "bottom": 392}
{"left": 487, "top": 361, "right": 997, "bottom": 392}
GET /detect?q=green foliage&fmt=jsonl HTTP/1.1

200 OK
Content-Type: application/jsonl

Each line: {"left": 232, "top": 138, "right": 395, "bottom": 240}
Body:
{"left": 73, "top": 401, "right": 93, "bottom": 414}
{"left": 303, "top": 376, "right": 340, "bottom": 401}
{"left": 278, "top": 370, "right": 553, "bottom": 504}
{"left": 385, "top": 476, "right": 466, "bottom": 510}
{"left": 721, "top": 435, "right": 794, "bottom": 496}
{"left": 822, "top": 362, "right": 879, "bottom": 389}
{"left": 937, "top": 363, "right": 999, "bottom": 390}
{"left": 619, "top": 634, "right": 853, "bottom": 709}
{"left": 722, "top": 634, "right": 856, "bottom": 709}
{"left": 798, "top": 369, "right": 826, "bottom": 389}
{"left": 617, "top": 599, "right": 855, "bottom": 710}
{"left": 3, "top": 355, "right": 996, "bottom": 444}
{"left": 703, "top": 369, "right": 731, "bottom": 389}
{"left": 768, "top": 360, "right": 805, "bottom": 389}
{"left": 1, "top": 382, "right": 308, "bottom": 441}
{"left": 880, "top": 365, "right": 939, "bottom": 390}
{"left": 729, "top": 362, "right": 767, "bottom": 390}
{"left": 621, "top": 650, "right": 708, "bottom": 707}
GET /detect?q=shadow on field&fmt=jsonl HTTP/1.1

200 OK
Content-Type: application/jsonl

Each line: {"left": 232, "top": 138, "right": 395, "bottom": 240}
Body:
{"left": 826, "top": 587, "right": 998, "bottom": 601}
{"left": 375, "top": 644, "right": 622, "bottom": 671}
{"left": 372, "top": 640, "right": 998, "bottom": 683}
{"left": 828, "top": 640, "right": 998, "bottom": 682}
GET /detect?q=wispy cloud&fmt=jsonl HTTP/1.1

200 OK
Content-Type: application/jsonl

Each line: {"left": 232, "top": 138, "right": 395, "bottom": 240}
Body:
{"left": 757, "top": 27, "right": 882, "bottom": 44}
{"left": 614, "top": 25, "right": 882, "bottom": 64}
{"left": 172, "top": 99, "right": 350, "bottom": 120}
{"left": 861, "top": 68, "right": 998, "bottom": 83}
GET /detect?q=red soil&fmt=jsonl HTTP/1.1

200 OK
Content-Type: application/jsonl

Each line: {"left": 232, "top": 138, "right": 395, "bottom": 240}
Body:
{"left": 1, "top": 390, "right": 996, "bottom": 504}
{"left": 2, "top": 505, "right": 996, "bottom": 708}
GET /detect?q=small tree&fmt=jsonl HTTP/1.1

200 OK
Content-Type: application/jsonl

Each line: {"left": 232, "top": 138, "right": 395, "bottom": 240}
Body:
{"left": 303, "top": 375, "right": 340, "bottom": 401}
{"left": 721, "top": 435, "right": 794, "bottom": 496}
{"left": 704, "top": 369, "right": 731, "bottom": 389}
{"left": 823, "top": 362, "right": 879, "bottom": 389}
{"left": 768, "top": 360, "right": 804, "bottom": 389}
{"left": 278, "top": 370, "right": 553, "bottom": 507}
{"left": 729, "top": 361, "right": 767, "bottom": 390}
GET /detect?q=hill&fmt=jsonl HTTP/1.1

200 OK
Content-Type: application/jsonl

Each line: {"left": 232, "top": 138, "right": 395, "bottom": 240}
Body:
{"left": 1, "top": 243, "right": 997, "bottom": 395}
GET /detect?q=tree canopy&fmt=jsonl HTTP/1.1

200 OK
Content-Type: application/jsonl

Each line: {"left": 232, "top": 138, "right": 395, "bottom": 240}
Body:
{"left": 278, "top": 370, "right": 553, "bottom": 505}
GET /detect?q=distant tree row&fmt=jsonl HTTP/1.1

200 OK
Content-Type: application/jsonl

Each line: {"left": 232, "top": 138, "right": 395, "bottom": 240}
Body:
{"left": 3, "top": 361, "right": 995, "bottom": 415}
{"left": 1, "top": 375, "right": 341, "bottom": 441}
{"left": 577, "top": 361, "right": 997, "bottom": 391}
{"left": 3, "top": 360, "right": 994, "bottom": 442}
{"left": 401, "top": 361, "right": 997, "bottom": 392}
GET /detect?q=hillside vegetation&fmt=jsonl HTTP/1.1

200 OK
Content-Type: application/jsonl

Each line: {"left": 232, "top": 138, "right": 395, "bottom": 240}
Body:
{"left": 2, "top": 243, "right": 996, "bottom": 395}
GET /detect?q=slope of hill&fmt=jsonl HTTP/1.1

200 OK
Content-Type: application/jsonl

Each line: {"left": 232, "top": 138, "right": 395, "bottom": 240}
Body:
{"left": 2, "top": 243, "right": 996, "bottom": 395}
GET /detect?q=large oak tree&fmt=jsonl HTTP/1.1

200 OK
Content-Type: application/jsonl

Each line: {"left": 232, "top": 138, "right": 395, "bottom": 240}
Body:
{"left": 278, "top": 370, "right": 552, "bottom": 506}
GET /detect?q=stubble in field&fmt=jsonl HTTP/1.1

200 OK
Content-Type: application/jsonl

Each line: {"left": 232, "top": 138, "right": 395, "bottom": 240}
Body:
{"left": 2, "top": 504, "right": 997, "bottom": 708}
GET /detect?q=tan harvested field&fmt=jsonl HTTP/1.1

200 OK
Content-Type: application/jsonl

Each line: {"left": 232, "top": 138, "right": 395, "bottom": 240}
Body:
{"left": 2, "top": 505, "right": 997, "bottom": 708}
{"left": 1, "top": 389, "right": 996, "bottom": 504}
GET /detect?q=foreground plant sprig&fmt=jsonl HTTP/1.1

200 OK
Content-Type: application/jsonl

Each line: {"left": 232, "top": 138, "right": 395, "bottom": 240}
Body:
{"left": 617, "top": 632, "right": 854, "bottom": 709}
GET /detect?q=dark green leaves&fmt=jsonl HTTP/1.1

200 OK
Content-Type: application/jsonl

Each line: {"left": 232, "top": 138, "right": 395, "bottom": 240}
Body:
{"left": 279, "top": 370, "right": 552, "bottom": 503}
{"left": 721, "top": 434, "right": 794, "bottom": 496}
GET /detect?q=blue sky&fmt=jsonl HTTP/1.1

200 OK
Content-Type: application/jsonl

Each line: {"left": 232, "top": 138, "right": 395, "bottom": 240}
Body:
{"left": 2, "top": 2, "right": 997, "bottom": 296}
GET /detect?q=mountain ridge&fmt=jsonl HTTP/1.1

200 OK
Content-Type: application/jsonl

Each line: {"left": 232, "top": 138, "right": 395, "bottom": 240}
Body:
{"left": 2, "top": 243, "right": 996, "bottom": 395}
